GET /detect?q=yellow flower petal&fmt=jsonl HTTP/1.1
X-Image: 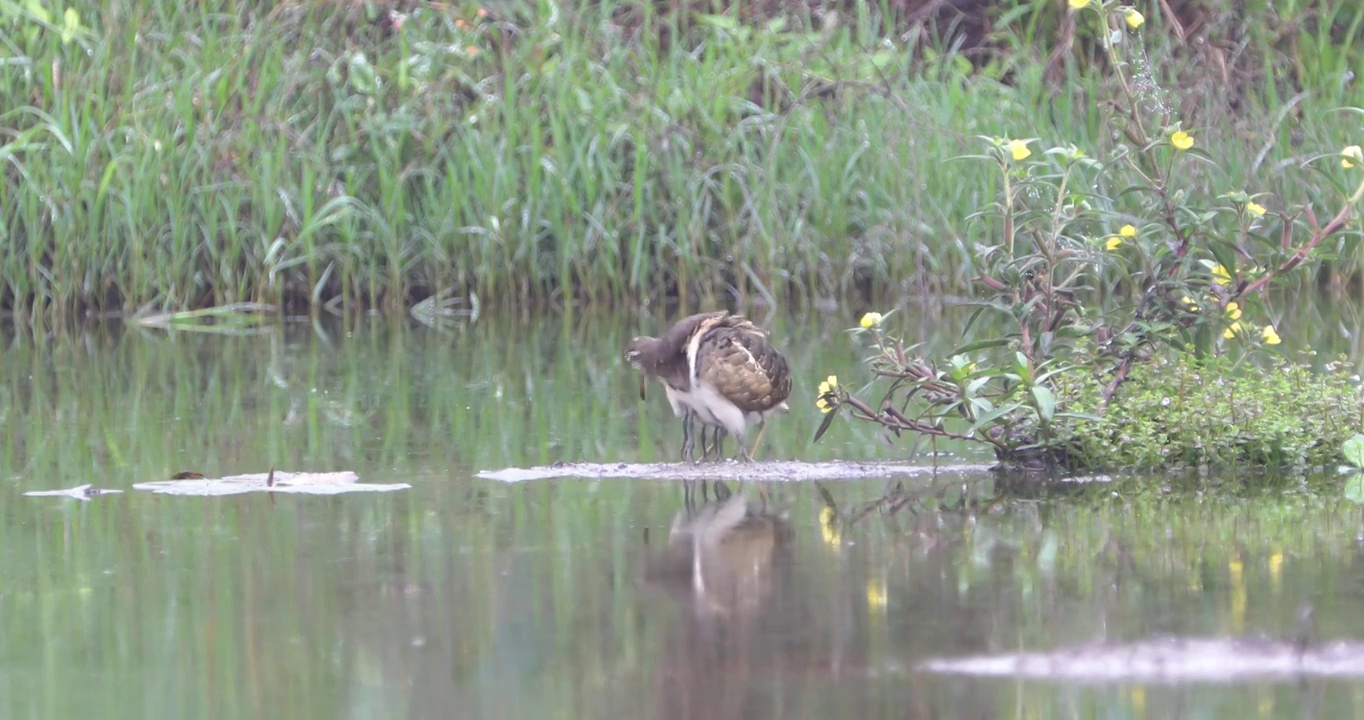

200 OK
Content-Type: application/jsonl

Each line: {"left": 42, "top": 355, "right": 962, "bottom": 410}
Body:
{"left": 1119, "top": 224, "right": 1137, "bottom": 238}
{"left": 1246, "top": 201, "right": 1266, "bottom": 217}
{"left": 1343, "top": 145, "right": 1363, "bottom": 169}
{"left": 1211, "top": 263, "right": 1232, "bottom": 286}
{"left": 860, "top": 312, "right": 883, "bottom": 329}
{"left": 1007, "top": 139, "right": 1032, "bottom": 161}
{"left": 1105, "top": 236, "right": 1123, "bottom": 251}
{"left": 816, "top": 397, "right": 832, "bottom": 413}
{"left": 1171, "top": 130, "right": 1194, "bottom": 150}
{"left": 1181, "top": 295, "right": 1198, "bottom": 311}
{"left": 1261, "top": 325, "right": 1281, "bottom": 345}
{"left": 1068, "top": 0, "right": 1090, "bottom": 7}
{"left": 1125, "top": 8, "right": 1145, "bottom": 28}
{"left": 1225, "top": 301, "right": 1241, "bottom": 320}
{"left": 826, "top": 375, "right": 838, "bottom": 389}
{"left": 818, "top": 382, "right": 830, "bottom": 394}
{"left": 1223, "top": 321, "right": 1242, "bottom": 339}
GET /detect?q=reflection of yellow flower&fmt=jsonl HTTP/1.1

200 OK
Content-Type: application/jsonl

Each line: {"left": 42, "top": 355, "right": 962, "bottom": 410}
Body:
{"left": 1007, "top": 139, "right": 1032, "bottom": 161}
{"left": 1225, "top": 301, "right": 1241, "bottom": 320}
{"left": 1119, "top": 224, "right": 1137, "bottom": 238}
{"left": 1125, "top": 8, "right": 1145, "bottom": 28}
{"left": 1105, "top": 236, "right": 1123, "bottom": 251}
{"left": 820, "top": 507, "right": 841, "bottom": 549}
{"left": 1343, "top": 145, "right": 1363, "bottom": 169}
{"left": 867, "top": 578, "right": 887, "bottom": 610}
{"left": 1171, "top": 130, "right": 1194, "bottom": 150}
{"left": 1223, "top": 321, "right": 1243, "bottom": 339}
{"left": 1262, "top": 325, "right": 1281, "bottom": 345}
{"left": 1068, "top": 0, "right": 1090, "bottom": 7}
{"left": 1246, "top": 201, "right": 1266, "bottom": 217}
{"left": 860, "top": 312, "right": 883, "bottom": 329}
{"left": 1211, "top": 263, "right": 1232, "bottom": 285}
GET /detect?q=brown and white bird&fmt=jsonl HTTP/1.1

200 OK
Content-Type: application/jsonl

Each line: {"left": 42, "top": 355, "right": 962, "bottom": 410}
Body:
{"left": 625, "top": 312, "right": 791, "bottom": 463}
{"left": 685, "top": 313, "right": 791, "bottom": 462}
{"left": 625, "top": 311, "right": 728, "bottom": 462}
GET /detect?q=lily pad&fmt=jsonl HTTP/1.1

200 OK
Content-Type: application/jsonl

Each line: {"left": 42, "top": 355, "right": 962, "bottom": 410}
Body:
{"left": 132, "top": 470, "right": 410, "bottom": 497}
{"left": 24, "top": 484, "right": 124, "bottom": 501}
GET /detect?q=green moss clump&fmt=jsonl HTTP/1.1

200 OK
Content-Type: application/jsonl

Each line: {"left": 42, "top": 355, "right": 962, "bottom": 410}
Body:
{"left": 1055, "top": 355, "right": 1364, "bottom": 471}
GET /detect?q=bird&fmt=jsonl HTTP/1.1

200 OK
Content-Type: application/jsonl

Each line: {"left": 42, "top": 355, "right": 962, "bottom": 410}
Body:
{"left": 625, "top": 311, "right": 792, "bottom": 463}
{"left": 624, "top": 311, "right": 728, "bottom": 462}
{"left": 684, "top": 313, "right": 792, "bottom": 462}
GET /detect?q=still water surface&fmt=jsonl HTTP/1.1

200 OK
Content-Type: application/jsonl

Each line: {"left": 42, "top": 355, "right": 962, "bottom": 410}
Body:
{"left": 4, "top": 310, "right": 1364, "bottom": 718}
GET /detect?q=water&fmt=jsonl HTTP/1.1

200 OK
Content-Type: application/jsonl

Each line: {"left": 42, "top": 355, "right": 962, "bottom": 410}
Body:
{"left": 4, "top": 311, "right": 1364, "bottom": 719}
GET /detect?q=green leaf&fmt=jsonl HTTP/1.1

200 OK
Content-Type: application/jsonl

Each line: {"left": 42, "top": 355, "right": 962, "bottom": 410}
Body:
{"left": 1056, "top": 411, "right": 1106, "bottom": 424}
{"left": 951, "top": 337, "right": 1010, "bottom": 355}
{"left": 968, "top": 403, "right": 1016, "bottom": 435}
{"left": 810, "top": 407, "right": 839, "bottom": 445}
{"left": 1031, "top": 386, "right": 1056, "bottom": 422}
{"left": 1344, "top": 433, "right": 1364, "bottom": 468}
{"left": 60, "top": 6, "right": 80, "bottom": 44}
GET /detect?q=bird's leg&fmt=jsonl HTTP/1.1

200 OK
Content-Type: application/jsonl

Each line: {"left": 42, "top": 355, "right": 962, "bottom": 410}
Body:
{"left": 712, "top": 429, "right": 727, "bottom": 462}
{"left": 680, "top": 410, "right": 696, "bottom": 463}
{"left": 694, "top": 423, "right": 709, "bottom": 465}
{"left": 745, "top": 419, "right": 771, "bottom": 462}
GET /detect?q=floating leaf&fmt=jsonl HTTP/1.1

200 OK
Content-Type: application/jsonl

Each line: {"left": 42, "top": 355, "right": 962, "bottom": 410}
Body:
{"left": 132, "top": 470, "right": 409, "bottom": 497}
{"left": 24, "top": 484, "right": 123, "bottom": 501}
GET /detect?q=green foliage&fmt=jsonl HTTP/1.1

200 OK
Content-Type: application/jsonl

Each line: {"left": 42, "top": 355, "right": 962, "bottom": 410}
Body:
{"left": 2, "top": 1, "right": 1364, "bottom": 320}
{"left": 1056, "top": 353, "right": 1363, "bottom": 470}
{"left": 815, "top": 0, "right": 1364, "bottom": 472}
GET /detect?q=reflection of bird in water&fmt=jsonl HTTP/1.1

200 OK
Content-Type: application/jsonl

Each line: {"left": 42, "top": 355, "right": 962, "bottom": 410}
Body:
{"left": 647, "top": 483, "right": 793, "bottom": 617}
{"left": 625, "top": 312, "right": 792, "bottom": 462}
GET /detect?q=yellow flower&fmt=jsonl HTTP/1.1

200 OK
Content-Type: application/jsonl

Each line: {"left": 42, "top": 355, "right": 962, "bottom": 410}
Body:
{"left": 1181, "top": 295, "right": 1198, "bottom": 311}
{"left": 1262, "top": 325, "right": 1281, "bottom": 345}
{"left": 1225, "top": 301, "right": 1241, "bottom": 320}
{"left": 1343, "top": 145, "right": 1363, "bottom": 169}
{"left": 1119, "top": 224, "right": 1137, "bottom": 238}
{"left": 1007, "top": 139, "right": 1032, "bottom": 161}
{"left": 1171, "top": 130, "right": 1194, "bottom": 150}
{"left": 817, "top": 374, "right": 838, "bottom": 413}
{"left": 1211, "top": 263, "right": 1232, "bottom": 286}
{"left": 1223, "top": 321, "right": 1243, "bottom": 339}
{"left": 1125, "top": 8, "right": 1145, "bottom": 28}
{"left": 1068, "top": 0, "right": 1090, "bottom": 7}
{"left": 1246, "top": 201, "right": 1266, "bottom": 217}
{"left": 860, "top": 312, "right": 883, "bottom": 329}
{"left": 1105, "top": 236, "right": 1123, "bottom": 251}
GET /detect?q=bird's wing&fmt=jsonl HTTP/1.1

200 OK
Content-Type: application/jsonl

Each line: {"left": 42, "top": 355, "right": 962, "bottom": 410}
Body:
{"left": 697, "top": 326, "right": 792, "bottom": 414}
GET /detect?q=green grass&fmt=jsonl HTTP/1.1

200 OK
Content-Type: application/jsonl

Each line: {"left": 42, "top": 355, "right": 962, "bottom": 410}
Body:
{"left": 2, "top": 0, "right": 1364, "bottom": 323}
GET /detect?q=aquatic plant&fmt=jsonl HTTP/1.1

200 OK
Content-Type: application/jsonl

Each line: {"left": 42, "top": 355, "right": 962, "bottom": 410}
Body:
{"left": 815, "top": 0, "right": 1364, "bottom": 472}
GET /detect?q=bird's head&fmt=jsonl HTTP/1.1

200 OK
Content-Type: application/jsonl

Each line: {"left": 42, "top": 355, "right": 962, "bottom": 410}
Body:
{"left": 623, "top": 337, "right": 654, "bottom": 368}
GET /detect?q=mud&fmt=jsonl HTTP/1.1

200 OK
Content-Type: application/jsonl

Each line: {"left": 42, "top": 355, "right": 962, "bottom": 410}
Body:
{"left": 475, "top": 460, "right": 999, "bottom": 483}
